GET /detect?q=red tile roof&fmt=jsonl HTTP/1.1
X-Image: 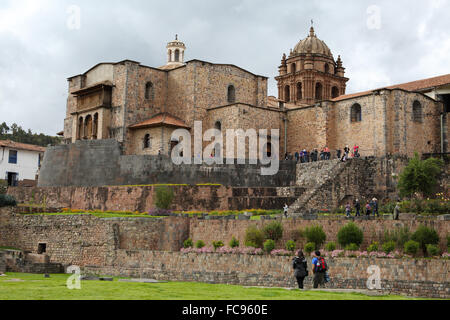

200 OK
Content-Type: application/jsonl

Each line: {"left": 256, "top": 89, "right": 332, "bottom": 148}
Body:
{"left": 129, "top": 113, "right": 190, "bottom": 130}
{"left": 0, "top": 140, "right": 46, "bottom": 153}
{"left": 332, "top": 73, "right": 450, "bottom": 102}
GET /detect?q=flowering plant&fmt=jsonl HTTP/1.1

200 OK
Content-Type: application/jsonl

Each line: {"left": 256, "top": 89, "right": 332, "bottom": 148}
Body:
{"left": 271, "top": 249, "right": 293, "bottom": 257}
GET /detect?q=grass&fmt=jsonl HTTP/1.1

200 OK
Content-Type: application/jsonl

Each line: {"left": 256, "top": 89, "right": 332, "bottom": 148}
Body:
{"left": 20, "top": 212, "right": 166, "bottom": 219}
{"left": 0, "top": 273, "right": 426, "bottom": 300}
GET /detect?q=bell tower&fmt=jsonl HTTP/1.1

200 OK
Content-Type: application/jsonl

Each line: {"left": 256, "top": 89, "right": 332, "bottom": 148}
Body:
{"left": 166, "top": 34, "right": 186, "bottom": 67}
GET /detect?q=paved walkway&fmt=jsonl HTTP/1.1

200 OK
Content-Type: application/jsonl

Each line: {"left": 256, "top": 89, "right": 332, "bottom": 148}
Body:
{"left": 244, "top": 286, "right": 390, "bottom": 296}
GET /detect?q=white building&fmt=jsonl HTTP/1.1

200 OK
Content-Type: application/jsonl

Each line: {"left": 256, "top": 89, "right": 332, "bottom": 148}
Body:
{"left": 0, "top": 140, "right": 45, "bottom": 186}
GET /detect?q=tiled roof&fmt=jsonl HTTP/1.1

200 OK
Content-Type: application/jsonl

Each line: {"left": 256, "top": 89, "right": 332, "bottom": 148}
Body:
{"left": 71, "top": 81, "right": 113, "bottom": 95}
{"left": 0, "top": 140, "right": 46, "bottom": 153}
{"left": 332, "top": 73, "right": 450, "bottom": 102}
{"left": 129, "top": 113, "right": 190, "bottom": 129}
{"left": 267, "top": 96, "right": 305, "bottom": 109}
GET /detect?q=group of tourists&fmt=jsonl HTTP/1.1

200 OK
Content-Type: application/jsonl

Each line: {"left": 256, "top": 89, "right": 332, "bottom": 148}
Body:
{"left": 284, "top": 145, "right": 361, "bottom": 163}
{"left": 345, "top": 198, "right": 379, "bottom": 218}
{"left": 292, "top": 250, "right": 329, "bottom": 290}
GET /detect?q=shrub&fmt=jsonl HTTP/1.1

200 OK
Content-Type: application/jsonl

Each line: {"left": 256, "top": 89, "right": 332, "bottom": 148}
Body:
{"left": 345, "top": 243, "right": 360, "bottom": 251}
{"left": 154, "top": 186, "right": 174, "bottom": 210}
{"left": 367, "top": 242, "right": 379, "bottom": 253}
{"left": 212, "top": 241, "right": 224, "bottom": 251}
{"left": 325, "top": 242, "right": 337, "bottom": 252}
{"left": 245, "top": 226, "right": 264, "bottom": 248}
{"left": 195, "top": 240, "right": 205, "bottom": 249}
{"left": 304, "top": 225, "right": 327, "bottom": 248}
{"left": 0, "top": 194, "right": 17, "bottom": 207}
{"left": 264, "top": 240, "right": 276, "bottom": 254}
{"left": 337, "top": 222, "right": 364, "bottom": 247}
{"left": 229, "top": 237, "right": 240, "bottom": 248}
{"left": 304, "top": 242, "right": 316, "bottom": 254}
{"left": 426, "top": 244, "right": 440, "bottom": 257}
{"left": 263, "top": 222, "right": 283, "bottom": 241}
{"left": 286, "top": 240, "right": 296, "bottom": 252}
{"left": 384, "top": 226, "right": 411, "bottom": 249}
{"left": 412, "top": 225, "right": 440, "bottom": 254}
{"left": 183, "top": 238, "right": 193, "bottom": 248}
{"left": 447, "top": 234, "right": 450, "bottom": 252}
{"left": 382, "top": 241, "right": 396, "bottom": 254}
{"left": 404, "top": 240, "right": 420, "bottom": 256}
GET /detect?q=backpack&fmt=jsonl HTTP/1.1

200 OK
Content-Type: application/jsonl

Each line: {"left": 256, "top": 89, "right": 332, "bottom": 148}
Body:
{"left": 315, "top": 257, "right": 328, "bottom": 273}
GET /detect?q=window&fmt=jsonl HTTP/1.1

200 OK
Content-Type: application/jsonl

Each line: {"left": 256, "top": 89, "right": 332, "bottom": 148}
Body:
{"left": 227, "top": 85, "right": 236, "bottom": 104}
{"left": 291, "top": 63, "right": 296, "bottom": 73}
{"left": 325, "top": 64, "right": 330, "bottom": 74}
{"left": 143, "top": 134, "right": 151, "bottom": 149}
{"left": 38, "top": 243, "right": 47, "bottom": 254}
{"left": 296, "top": 83, "right": 303, "bottom": 100}
{"left": 351, "top": 103, "right": 362, "bottom": 123}
{"left": 284, "top": 85, "right": 291, "bottom": 102}
{"left": 315, "top": 82, "right": 323, "bottom": 100}
{"left": 145, "top": 82, "right": 154, "bottom": 100}
{"left": 77, "top": 117, "right": 84, "bottom": 140}
{"left": 332, "top": 86, "right": 339, "bottom": 99}
{"left": 8, "top": 150, "right": 17, "bottom": 164}
{"left": 412, "top": 100, "right": 423, "bottom": 123}
{"left": 175, "top": 49, "right": 180, "bottom": 62}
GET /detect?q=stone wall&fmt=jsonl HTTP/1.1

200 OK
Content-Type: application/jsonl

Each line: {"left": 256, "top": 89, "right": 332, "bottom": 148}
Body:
{"left": 38, "top": 139, "right": 297, "bottom": 188}
{"left": 85, "top": 251, "right": 450, "bottom": 299}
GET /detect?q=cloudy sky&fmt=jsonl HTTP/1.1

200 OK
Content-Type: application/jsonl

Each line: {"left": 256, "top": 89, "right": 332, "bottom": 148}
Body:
{"left": 1, "top": 0, "right": 449, "bottom": 135}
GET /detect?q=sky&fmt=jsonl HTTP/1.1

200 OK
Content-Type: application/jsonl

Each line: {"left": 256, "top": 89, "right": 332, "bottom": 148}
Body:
{"left": 0, "top": 0, "right": 449, "bottom": 136}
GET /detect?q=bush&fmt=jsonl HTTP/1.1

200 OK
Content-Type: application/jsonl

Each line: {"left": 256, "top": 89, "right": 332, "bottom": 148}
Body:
{"left": 286, "top": 240, "right": 296, "bottom": 252}
{"left": 404, "top": 240, "right": 420, "bottom": 256}
{"left": 229, "top": 237, "right": 240, "bottom": 248}
{"left": 245, "top": 226, "right": 264, "bottom": 248}
{"left": 183, "top": 238, "right": 193, "bottom": 248}
{"left": 382, "top": 241, "right": 396, "bottom": 254}
{"left": 426, "top": 244, "right": 440, "bottom": 257}
{"left": 325, "top": 242, "right": 337, "bottom": 252}
{"left": 447, "top": 235, "right": 450, "bottom": 252}
{"left": 195, "top": 240, "right": 205, "bottom": 249}
{"left": 412, "top": 225, "right": 440, "bottom": 254}
{"left": 212, "top": 241, "right": 224, "bottom": 251}
{"left": 0, "top": 194, "right": 17, "bottom": 207}
{"left": 263, "top": 222, "right": 283, "bottom": 241}
{"left": 345, "top": 243, "right": 360, "bottom": 251}
{"left": 154, "top": 186, "right": 174, "bottom": 210}
{"left": 264, "top": 240, "right": 276, "bottom": 253}
{"left": 337, "top": 222, "right": 364, "bottom": 247}
{"left": 384, "top": 226, "right": 411, "bottom": 249}
{"left": 367, "top": 242, "right": 379, "bottom": 253}
{"left": 304, "top": 225, "right": 327, "bottom": 248}
{"left": 304, "top": 242, "right": 316, "bottom": 254}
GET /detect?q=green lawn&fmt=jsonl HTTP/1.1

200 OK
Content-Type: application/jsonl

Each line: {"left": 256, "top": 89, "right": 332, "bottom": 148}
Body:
{"left": 0, "top": 273, "right": 423, "bottom": 300}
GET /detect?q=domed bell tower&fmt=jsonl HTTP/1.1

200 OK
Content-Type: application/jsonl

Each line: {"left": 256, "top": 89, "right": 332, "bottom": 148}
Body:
{"left": 275, "top": 25, "right": 349, "bottom": 105}
{"left": 166, "top": 35, "right": 186, "bottom": 67}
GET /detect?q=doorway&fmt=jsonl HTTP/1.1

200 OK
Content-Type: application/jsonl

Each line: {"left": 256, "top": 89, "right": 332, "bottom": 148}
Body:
{"left": 7, "top": 172, "right": 18, "bottom": 187}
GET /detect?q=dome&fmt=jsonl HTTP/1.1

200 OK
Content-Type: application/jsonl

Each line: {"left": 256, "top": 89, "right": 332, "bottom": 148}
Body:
{"left": 293, "top": 27, "right": 333, "bottom": 58}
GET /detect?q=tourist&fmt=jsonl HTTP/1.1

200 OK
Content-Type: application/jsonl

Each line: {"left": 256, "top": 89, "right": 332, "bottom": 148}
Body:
{"left": 365, "top": 202, "right": 372, "bottom": 217}
{"left": 344, "top": 145, "right": 350, "bottom": 160}
{"left": 312, "top": 251, "right": 327, "bottom": 289}
{"left": 293, "top": 250, "right": 308, "bottom": 289}
{"left": 372, "top": 198, "right": 379, "bottom": 217}
{"left": 394, "top": 201, "right": 401, "bottom": 220}
{"left": 283, "top": 204, "right": 289, "bottom": 218}
{"left": 302, "top": 149, "right": 307, "bottom": 163}
{"left": 295, "top": 151, "right": 300, "bottom": 163}
{"left": 284, "top": 153, "right": 289, "bottom": 161}
{"left": 324, "top": 146, "right": 331, "bottom": 160}
{"left": 354, "top": 145, "right": 360, "bottom": 158}
{"left": 355, "top": 199, "right": 361, "bottom": 217}
{"left": 345, "top": 203, "right": 351, "bottom": 218}
{"left": 336, "top": 149, "right": 342, "bottom": 160}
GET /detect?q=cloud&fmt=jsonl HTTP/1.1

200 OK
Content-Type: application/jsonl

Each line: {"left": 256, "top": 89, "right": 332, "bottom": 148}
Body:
{"left": 0, "top": 0, "right": 449, "bottom": 135}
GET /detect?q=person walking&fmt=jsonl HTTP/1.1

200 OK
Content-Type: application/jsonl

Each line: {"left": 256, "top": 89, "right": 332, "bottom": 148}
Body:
{"left": 293, "top": 250, "right": 308, "bottom": 289}
{"left": 394, "top": 201, "right": 401, "bottom": 220}
{"left": 372, "top": 198, "right": 379, "bottom": 217}
{"left": 344, "top": 145, "right": 350, "bottom": 161}
{"left": 283, "top": 204, "right": 289, "bottom": 218}
{"left": 336, "top": 149, "right": 342, "bottom": 160}
{"left": 345, "top": 203, "right": 351, "bottom": 218}
{"left": 365, "top": 201, "right": 372, "bottom": 217}
{"left": 312, "top": 251, "right": 327, "bottom": 289}
{"left": 355, "top": 199, "right": 361, "bottom": 217}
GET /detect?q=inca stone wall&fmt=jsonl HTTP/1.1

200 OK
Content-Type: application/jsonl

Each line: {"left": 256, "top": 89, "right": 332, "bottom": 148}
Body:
{"left": 84, "top": 251, "right": 449, "bottom": 299}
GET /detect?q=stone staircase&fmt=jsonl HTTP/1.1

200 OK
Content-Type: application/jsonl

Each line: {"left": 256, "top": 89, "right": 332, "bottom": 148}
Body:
{"left": 288, "top": 159, "right": 355, "bottom": 216}
{"left": 229, "top": 187, "right": 306, "bottom": 211}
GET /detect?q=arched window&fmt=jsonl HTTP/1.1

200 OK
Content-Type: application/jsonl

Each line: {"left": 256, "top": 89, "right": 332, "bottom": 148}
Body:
{"left": 77, "top": 117, "right": 84, "bottom": 140}
{"left": 351, "top": 104, "right": 362, "bottom": 123}
{"left": 145, "top": 82, "right": 154, "bottom": 100}
{"left": 84, "top": 115, "right": 93, "bottom": 139}
{"left": 93, "top": 113, "right": 99, "bottom": 140}
{"left": 284, "top": 85, "right": 291, "bottom": 102}
{"left": 315, "top": 82, "right": 323, "bottom": 100}
{"left": 413, "top": 100, "right": 423, "bottom": 123}
{"left": 331, "top": 86, "right": 339, "bottom": 99}
{"left": 227, "top": 85, "right": 236, "bottom": 104}
{"left": 296, "top": 83, "right": 303, "bottom": 100}
{"left": 324, "top": 64, "right": 330, "bottom": 74}
{"left": 175, "top": 49, "right": 180, "bottom": 62}
{"left": 143, "top": 134, "right": 151, "bottom": 149}
{"left": 168, "top": 50, "right": 172, "bottom": 62}
{"left": 291, "top": 63, "right": 296, "bottom": 73}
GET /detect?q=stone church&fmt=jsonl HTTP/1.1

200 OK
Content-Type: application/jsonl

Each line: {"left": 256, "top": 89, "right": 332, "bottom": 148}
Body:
{"left": 61, "top": 27, "right": 450, "bottom": 159}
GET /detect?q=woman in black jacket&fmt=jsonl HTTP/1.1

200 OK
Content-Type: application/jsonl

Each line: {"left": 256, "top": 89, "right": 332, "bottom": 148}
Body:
{"left": 293, "top": 250, "right": 308, "bottom": 289}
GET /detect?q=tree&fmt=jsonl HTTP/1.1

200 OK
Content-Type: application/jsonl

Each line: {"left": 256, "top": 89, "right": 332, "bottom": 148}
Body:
{"left": 398, "top": 153, "right": 444, "bottom": 198}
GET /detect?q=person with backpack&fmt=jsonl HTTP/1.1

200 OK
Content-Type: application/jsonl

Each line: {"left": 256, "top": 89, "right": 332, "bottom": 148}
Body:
{"left": 365, "top": 202, "right": 372, "bottom": 217}
{"left": 312, "top": 251, "right": 327, "bottom": 289}
{"left": 293, "top": 250, "right": 308, "bottom": 289}
{"left": 355, "top": 199, "right": 361, "bottom": 217}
